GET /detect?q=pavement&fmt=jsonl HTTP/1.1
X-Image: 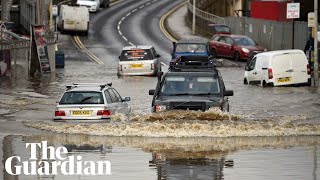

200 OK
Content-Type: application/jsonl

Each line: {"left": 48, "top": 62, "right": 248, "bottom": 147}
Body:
{"left": 165, "top": 4, "right": 209, "bottom": 41}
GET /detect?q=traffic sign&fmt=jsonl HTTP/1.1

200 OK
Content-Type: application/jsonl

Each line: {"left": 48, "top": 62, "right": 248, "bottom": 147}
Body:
{"left": 287, "top": 3, "right": 300, "bottom": 19}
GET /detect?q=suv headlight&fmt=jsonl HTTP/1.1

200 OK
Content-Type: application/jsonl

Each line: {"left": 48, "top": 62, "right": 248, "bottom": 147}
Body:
{"left": 155, "top": 104, "right": 166, "bottom": 112}
{"left": 242, "top": 48, "right": 250, "bottom": 53}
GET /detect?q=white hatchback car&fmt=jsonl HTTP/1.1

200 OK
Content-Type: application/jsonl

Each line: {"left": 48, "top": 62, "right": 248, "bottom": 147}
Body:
{"left": 54, "top": 83, "right": 131, "bottom": 121}
{"left": 118, "top": 45, "right": 161, "bottom": 76}
{"left": 77, "top": 0, "right": 100, "bottom": 12}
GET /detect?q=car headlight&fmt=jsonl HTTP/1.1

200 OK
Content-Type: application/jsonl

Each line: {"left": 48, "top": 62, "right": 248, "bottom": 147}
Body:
{"left": 242, "top": 48, "right": 250, "bottom": 53}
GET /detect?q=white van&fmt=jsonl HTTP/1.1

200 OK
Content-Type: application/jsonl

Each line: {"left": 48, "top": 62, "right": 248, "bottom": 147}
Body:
{"left": 118, "top": 46, "right": 161, "bottom": 76}
{"left": 58, "top": 5, "right": 89, "bottom": 35}
{"left": 244, "top": 49, "right": 311, "bottom": 86}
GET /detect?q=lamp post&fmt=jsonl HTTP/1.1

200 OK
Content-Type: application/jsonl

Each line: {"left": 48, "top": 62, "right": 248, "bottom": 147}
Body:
{"left": 314, "top": 0, "right": 319, "bottom": 86}
{"left": 192, "top": 0, "right": 196, "bottom": 35}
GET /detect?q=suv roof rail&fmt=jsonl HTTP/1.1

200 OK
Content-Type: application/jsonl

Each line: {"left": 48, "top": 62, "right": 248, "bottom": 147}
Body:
{"left": 66, "top": 83, "right": 112, "bottom": 91}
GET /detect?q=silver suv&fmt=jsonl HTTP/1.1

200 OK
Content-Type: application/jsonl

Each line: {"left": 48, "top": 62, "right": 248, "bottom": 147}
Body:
{"left": 54, "top": 83, "right": 131, "bottom": 121}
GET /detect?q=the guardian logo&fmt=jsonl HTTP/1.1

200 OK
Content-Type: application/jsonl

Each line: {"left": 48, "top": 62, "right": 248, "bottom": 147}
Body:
{"left": 5, "top": 141, "right": 111, "bottom": 175}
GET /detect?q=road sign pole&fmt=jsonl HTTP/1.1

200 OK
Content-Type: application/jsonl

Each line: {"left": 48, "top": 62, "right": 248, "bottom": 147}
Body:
{"left": 192, "top": 0, "right": 196, "bottom": 35}
{"left": 314, "top": 0, "right": 319, "bottom": 86}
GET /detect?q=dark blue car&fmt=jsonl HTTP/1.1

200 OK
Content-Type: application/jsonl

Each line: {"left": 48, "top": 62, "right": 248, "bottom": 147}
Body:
{"left": 171, "top": 39, "right": 211, "bottom": 59}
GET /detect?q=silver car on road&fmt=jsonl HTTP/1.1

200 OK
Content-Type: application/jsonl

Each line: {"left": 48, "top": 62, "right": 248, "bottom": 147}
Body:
{"left": 54, "top": 83, "right": 131, "bottom": 121}
{"left": 118, "top": 45, "right": 161, "bottom": 76}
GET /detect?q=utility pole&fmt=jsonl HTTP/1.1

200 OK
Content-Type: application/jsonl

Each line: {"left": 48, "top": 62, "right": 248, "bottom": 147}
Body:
{"left": 314, "top": 0, "right": 319, "bottom": 86}
{"left": 192, "top": 0, "right": 196, "bottom": 35}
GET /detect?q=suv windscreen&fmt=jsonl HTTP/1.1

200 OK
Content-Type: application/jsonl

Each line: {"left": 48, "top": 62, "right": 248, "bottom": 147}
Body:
{"left": 160, "top": 75, "right": 220, "bottom": 96}
{"left": 176, "top": 44, "right": 207, "bottom": 53}
{"left": 120, "top": 49, "right": 153, "bottom": 61}
{"left": 59, "top": 91, "right": 104, "bottom": 104}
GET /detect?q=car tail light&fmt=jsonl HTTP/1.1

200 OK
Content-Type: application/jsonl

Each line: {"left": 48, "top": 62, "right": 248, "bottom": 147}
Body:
{"left": 268, "top": 68, "right": 273, "bottom": 79}
{"left": 307, "top": 64, "right": 311, "bottom": 75}
{"left": 118, "top": 65, "right": 122, "bottom": 71}
{"left": 151, "top": 63, "right": 155, "bottom": 70}
{"left": 55, "top": 110, "right": 65, "bottom": 116}
{"left": 97, "top": 110, "right": 110, "bottom": 116}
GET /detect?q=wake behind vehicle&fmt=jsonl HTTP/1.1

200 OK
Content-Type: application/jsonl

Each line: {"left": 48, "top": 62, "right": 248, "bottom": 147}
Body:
{"left": 118, "top": 45, "right": 161, "bottom": 76}
{"left": 244, "top": 49, "right": 311, "bottom": 87}
{"left": 54, "top": 83, "right": 131, "bottom": 121}
{"left": 171, "top": 39, "right": 211, "bottom": 59}
{"left": 149, "top": 56, "right": 233, "bottom": 112}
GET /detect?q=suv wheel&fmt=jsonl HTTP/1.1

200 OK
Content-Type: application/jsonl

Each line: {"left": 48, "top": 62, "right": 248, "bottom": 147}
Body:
{"left": 211, "top": 48, "right": 217, "bottom": 58}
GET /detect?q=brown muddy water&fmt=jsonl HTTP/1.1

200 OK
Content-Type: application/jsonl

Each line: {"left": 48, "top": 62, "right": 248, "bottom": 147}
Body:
{"left": 1, "top": 61, "right": 320, "bottom": 179}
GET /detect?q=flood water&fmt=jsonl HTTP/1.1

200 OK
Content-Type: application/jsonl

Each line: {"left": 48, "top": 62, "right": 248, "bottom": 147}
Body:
{"left": 1, "top": 58, "right": 320, "bottom": 179}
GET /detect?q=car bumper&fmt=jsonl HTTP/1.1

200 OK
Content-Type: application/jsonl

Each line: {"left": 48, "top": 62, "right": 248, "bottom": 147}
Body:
{"left": 54, "top": 116, "right": 110, "bottom": 121}
{"left": 118, "top": 70, "right": 156, "bottom": 76}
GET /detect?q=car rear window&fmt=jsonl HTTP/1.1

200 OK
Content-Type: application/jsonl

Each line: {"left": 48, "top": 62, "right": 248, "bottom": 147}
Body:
{"left": 59, "top": 91, "right": 104, "bottom": 104}
{"left": 176, "top": 44, "right": 207, "bottom": 53}
{"left": 234, "top": 37, "right": 257, "bottom": 46}
{"left": 120, "top": 49, "right": 153, "bottom": 61}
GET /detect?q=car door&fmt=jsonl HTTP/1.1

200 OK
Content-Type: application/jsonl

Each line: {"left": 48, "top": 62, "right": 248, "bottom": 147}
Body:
{"left": 111, "top": 88, "right": 130, "bottom": 114}
{"left": 246, "top": 57, "right": 260, "bottom": 84}
{"left": 223, "top": 37, "right": 234, "bottom": 58}
{"left": 104, "top": 89, "right": 118, "bottom": 115}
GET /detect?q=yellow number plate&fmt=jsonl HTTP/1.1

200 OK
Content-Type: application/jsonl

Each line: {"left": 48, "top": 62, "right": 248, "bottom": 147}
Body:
{"left": 130, "top": 64, "right": 143, "bottom": 68}
{"left": 71, "top": 110, "right": 91, "bottom": 116}
{"left": 65, "top": 21, "right": 74, "bottom": 24}
{"left": 277, "top": 77, "right": 291, "bottom": 83}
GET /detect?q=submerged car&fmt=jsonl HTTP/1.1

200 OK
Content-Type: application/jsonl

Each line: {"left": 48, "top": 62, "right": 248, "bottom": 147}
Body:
{"left": 171, "top": 39, "right": 211, "bottom": 59}
{"left": 209, "top": 34, "right": 266, "bottom": 61}
{"left": 118, "top": 45, "right": 161, "bottom": 76}
{"left": 208, "top": 24, "right": 231, "bottom": 35}
{"left": 54, "top": 83, "right": 131, "bottom": 121}
{"left": 149, "top": 57, "right": 233, "bottom": 112}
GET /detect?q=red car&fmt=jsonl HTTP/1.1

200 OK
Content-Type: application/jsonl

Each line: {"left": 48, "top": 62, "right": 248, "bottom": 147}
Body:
{"left": 209, "top": 34, "right": 266, "bottom": 61}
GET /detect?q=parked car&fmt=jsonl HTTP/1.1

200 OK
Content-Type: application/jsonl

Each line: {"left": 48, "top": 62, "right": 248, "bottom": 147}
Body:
{"left": 149, "top": 58, "right": 233, "bottom": 112}
{"left": 208, "top": 24, "right": 231, "bottom": 35}
{"left": 209, "top": 34, "right": 266, "bottom": 61}
{"left": 171, "top": 39, "right": 211, "bottom": 59}
{"left": 244, "top": 49, "right": 311, "bottom": 87}
{"left": 58, "top": 5, "right": 89, "bottom": 35}
{"left": 100, "top": 0, "right": 110, "bottom": 8}
{"left": 77, "top": 0, "right": 100, "bottom": 12}
{"left": 54, "top": 83, "right": 131, "bottom": 121}
{"left": 118, "top": 45, "right": 161, "bottom": 76}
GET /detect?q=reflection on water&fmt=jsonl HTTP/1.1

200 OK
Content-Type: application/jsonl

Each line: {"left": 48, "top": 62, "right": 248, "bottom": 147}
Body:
{"left": 2, "top": 134, "right": 320, "bottom": 180}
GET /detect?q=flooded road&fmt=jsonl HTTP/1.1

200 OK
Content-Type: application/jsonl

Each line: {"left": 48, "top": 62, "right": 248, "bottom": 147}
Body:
{"left": 1, "top": 58, "right": 320, "bottom": 179}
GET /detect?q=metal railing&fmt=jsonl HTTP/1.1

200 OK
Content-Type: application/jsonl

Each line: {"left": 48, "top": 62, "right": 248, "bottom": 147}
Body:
{"left": 187, "top": 1, "right": 225, "bottom": 25}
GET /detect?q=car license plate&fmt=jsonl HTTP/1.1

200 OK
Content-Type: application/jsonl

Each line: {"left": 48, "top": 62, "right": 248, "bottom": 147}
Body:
{"left": 71, "top": 110, "right": 91, "bottom": 116}
{"left": 66, "top": 21, "right": 74, "bottom": 24}
{"left": 130, "top": 64, "right": 143, "bottom": 68}
{"left": 277, "top": 77, "right": 291, "bottom": 83}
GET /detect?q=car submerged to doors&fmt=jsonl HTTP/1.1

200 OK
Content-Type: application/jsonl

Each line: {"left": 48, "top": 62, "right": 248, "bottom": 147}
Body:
{"left": 118, "top": 45, "right": 161, "bottom": 76}
{"left": 149, "top": 57, "right": 234, "bottom": 112}
{"left": 54, "top": 83, "right": 131, "bottom": 121}
{"left": 244, "top": 49, "right": 311, "bottom": 87}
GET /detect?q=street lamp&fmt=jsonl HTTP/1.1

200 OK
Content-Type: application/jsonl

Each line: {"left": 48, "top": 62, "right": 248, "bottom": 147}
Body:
{"left": 192, "top": 0, "right": 196, "bottom": 35}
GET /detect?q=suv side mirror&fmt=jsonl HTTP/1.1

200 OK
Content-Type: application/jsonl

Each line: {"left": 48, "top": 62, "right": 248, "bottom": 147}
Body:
{"left": 225, "top": 90, "right": 234, "bottom": 96}
{"left": 156, "top": 54, "right": 161, "bottom": 58}
{"left": 149, "top": 89, "right": 155, "bottom": 95}
{"left": 245, "top": 66, "right": 250, "bottom": 71}
{"left": 118, "top": 56, "right": 121, "bottom": 59}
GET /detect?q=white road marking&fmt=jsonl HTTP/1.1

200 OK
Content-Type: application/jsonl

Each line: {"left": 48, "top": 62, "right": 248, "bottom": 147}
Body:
{"left": 161, "top": 62, "right": 168, "bottom": 66}
{"left": 117, "top": 0, "right": 157, "bottom": 46}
